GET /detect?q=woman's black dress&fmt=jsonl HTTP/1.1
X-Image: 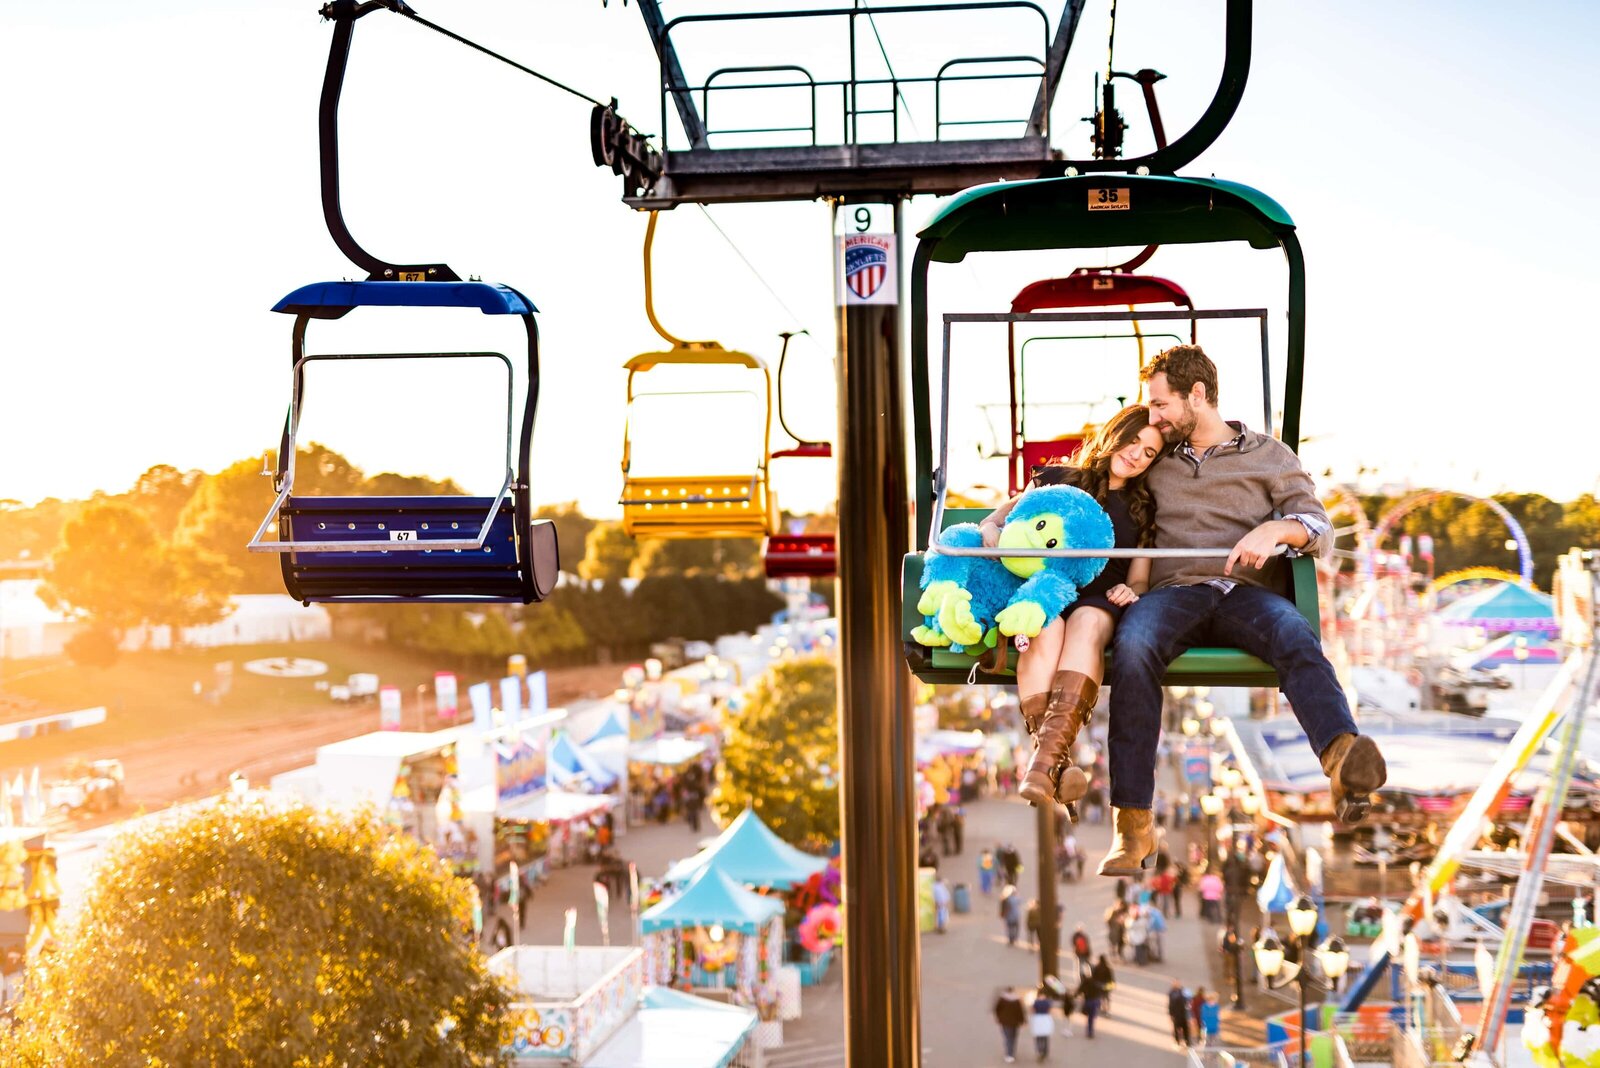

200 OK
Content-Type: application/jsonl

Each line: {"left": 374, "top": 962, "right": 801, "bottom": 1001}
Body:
{"left": 1061, "top": 487, "right": 1136, "bottom": 625}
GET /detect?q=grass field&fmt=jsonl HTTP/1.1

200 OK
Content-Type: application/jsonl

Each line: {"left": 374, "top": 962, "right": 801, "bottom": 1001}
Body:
{"left": 0, "top": 641, "right": 494, "bottom": 768}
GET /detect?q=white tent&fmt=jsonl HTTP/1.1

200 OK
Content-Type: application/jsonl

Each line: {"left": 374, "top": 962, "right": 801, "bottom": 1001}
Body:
{"left": 313, "top": 731, "right": 451, "bottom": 808}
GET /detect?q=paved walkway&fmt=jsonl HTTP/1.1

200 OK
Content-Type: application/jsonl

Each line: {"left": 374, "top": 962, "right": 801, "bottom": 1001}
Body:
{"left": 515, "top": 789, "right": 1271, "bottom": 1068}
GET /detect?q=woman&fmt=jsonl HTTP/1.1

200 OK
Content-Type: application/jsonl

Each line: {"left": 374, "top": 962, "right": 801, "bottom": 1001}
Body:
{"left": 1030, "top": 985, "right": 1057, "bottom": 1060}
{"left": 980, "top": 405, "right": 1163, "bottom": 808}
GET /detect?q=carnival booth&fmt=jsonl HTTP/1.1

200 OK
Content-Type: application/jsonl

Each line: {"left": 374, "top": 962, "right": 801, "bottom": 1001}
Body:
{"left": 585, "top": 986, "right": 757, "bottom": 1068}
{"left": 664, "top": 807, "right": 835, "bottom": 989}
{"left": 550, "top": 732, "right": 620, "bottom": 793}
{"left": 489, "top": 944, "right": 758, "bottom": 1067}
{"left": 641, "top": 863, "right": 784, "bottom": 1017}
{"left": 663, "top": 807, "right": 828, "bottom": 889}
{"left": 496, "top": 788, "right": 619, "bottom": 871}
{"left": 628, "top": 736, "right": 710, "bottom": 825}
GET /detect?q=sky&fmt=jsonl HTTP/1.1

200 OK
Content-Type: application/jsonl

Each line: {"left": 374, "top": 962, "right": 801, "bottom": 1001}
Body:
{"left": 2, "top": 0, "right": 1597, "bottom": 521}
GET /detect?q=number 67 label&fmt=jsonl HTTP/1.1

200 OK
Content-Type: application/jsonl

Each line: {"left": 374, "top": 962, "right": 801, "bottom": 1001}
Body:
{"left": 389, "top": 530, "right": 418, "bottom": 542}
{"left": 1089, "top": 188, "right": 1130, "bottom": 211}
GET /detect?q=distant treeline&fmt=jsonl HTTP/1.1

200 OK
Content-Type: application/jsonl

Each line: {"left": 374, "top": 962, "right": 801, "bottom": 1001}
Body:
{"left": 0, "top": 447, "right": 787, "bottom": 666}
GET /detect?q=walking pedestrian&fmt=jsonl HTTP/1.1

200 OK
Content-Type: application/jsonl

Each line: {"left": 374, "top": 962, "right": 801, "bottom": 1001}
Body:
{"left": 1000, "top": 842, "right": 1023, "bottom": 886}
{"left": 1200, "top": 993, "right": 1222, "bottom": 1045}
{"left": 994, "top": 986, "right": 1027, "bottom": 1063}
{"left": 1146, "top": 903, "right": 1167, "bottom": 963}
{"left": 1105, "top": 902, "right": 1126, "bottom": 961}
{"left": 1127, "top": 906, "right": 1150, "bottom": 966}
{"left": 1056, "top": 979, "right": 1077, "bottom": 1038}
{"left": 1001, "top": 885, "right": 1023, "bottom": 946}
{"left": 1167, "top": 979, "right": 1194, "bottom": 1049}
{"left": 1030, "top": 986, "right": 1056, "bottom": 1061}
{"left": 1190, "top": 986, "right": 1208, "bottom": 1046}
{"left": 1071, "top": 923, "right": 1092, "bottom": 976}
{"left": 1199, "top": 868, "right": 1224, "bottom": 923}
{"left": 933, "top": 877, "right": 952, "bottom": 934}
{"left": 1091, "top": 955, "right": 1116, "bottom": 1016}
{"left": 1172, "top": 860, "right": 1190, "bottom": 918}
{"left": 1220, "top": 925, "right": 1246, "bottom": 1006}
{"left": 1078, "top": 974, "right": 1103, "bottom": 1039}
{"left": 979, "top": 849, "right": 997, "bottom": 895}
{"left": 1026, "top": 898, "right": 1041, "bottom": 950}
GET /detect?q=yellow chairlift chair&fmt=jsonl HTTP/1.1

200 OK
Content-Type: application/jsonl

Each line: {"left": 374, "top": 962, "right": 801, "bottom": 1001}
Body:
{"left": 619, "top": 213, "right": 780, "bottom": 540}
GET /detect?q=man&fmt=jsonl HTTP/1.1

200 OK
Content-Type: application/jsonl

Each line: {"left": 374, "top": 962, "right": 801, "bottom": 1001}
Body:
{"left": 1219, "top": 924, "right": 1246, "bottom": 1007}
{"left": 1167, "top": 979, "right": 1194, "bottom": 1049}
{"left": 1098, "top": 345, "right": 1387, "bottom": 874}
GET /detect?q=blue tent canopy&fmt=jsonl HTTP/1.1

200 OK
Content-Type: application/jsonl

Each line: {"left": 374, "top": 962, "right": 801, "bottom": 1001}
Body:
{"left": 641, "top": 864, "right": 784, "bottom": 935}
{"left": 1438, "top": 582, "right": 1558, "bottom": 633}
{"left": 585, "top": 707, "right": 630, "bottom": 745}
{"left": 272, "top": 280, "right": 536, "bottom": 320}
{"left": 663, "top": 807, "right": 828, "bottom": 890}
{"left": 548, "top": 732, "right": 618, "bottom": 790}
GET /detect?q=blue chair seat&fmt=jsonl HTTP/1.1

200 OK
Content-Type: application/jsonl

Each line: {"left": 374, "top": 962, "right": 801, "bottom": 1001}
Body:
{"left": 279, "top": 496, "right": 557, "bottom": 604}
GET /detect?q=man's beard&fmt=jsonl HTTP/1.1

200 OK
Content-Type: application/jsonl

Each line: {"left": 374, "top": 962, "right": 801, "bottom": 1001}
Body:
{"left": 1158, "top": 403, "right": 1196, "bottom": 444}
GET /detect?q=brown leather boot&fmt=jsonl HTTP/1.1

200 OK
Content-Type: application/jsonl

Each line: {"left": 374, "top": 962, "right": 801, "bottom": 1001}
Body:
{"left": 1019, "top": 671, "right": 1097, "bottom": 807}
{"left": 1019, "top": 692, "right": 1050, "bottom": 738}
{"left": 1097, "top": 807, "right": 1157, "bottom": 876}
{"left": 1320, "top": 733, "right": 1387, "bottom": 824}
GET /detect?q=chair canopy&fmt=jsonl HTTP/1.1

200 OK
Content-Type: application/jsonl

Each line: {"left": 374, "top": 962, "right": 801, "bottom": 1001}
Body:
{"left": 641, "top": 864, "right": 784, "bottom": 935}
{"left": 663, "top": 806, "right": 828, "bottom": 890}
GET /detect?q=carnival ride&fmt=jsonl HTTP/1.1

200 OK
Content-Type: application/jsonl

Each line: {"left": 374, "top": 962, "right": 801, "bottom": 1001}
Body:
{"left": 1335, "top": 550, "right": 1600, "bottom": 1067}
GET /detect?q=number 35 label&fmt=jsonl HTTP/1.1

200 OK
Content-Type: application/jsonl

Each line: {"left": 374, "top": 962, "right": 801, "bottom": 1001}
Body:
{"left": 1089, "top": 187, "right": 1130, "bottom": 211}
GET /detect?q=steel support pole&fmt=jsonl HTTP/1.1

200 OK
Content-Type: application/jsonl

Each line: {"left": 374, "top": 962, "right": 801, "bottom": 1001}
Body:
{"left": 835, "top": 199, "right": 920, "bottom": 1068}
{"left": 1036, "top": 802, "right": 1060, "bottom": 988}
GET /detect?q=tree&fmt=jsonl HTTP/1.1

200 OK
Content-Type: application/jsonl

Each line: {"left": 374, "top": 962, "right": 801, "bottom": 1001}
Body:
{"left": 630, "top": 536, "right": 760, "bottom": 579}
{"left": 39, "top": 500, "right": 224, "bottom": 638}
{"left": 579, "top": 521, "right": 637, "bottom": 582}
{"left": 1, "top": 801, "right": 510, "bottom": 1066}
{"left": 712, "top": 655, "right": 840, "bottom": 851}
{"left": 126, "top": 463, "right": 203, "bottom": 538}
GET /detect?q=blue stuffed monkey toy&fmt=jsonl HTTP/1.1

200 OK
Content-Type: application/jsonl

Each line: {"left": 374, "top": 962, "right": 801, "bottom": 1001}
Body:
{"left": 912, "top": 485, "right": 1114, "bottom": 655}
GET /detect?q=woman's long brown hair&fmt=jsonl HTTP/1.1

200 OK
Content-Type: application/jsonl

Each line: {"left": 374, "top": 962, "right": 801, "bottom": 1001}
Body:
{"left": 1031, "top": 404, "right": 1157, "bottom": 546}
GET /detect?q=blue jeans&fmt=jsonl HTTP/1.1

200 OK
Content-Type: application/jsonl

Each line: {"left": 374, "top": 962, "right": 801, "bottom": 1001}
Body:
{"left": 1002, "top": 1025, "right": 1020, "bottom": 1057}
{"left": 1107, "top": 583, "right": 1357, "bottom": 810}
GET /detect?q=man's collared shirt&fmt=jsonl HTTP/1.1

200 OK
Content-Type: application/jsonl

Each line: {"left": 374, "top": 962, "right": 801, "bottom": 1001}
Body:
{"left": 1173, "top": 427, "right": 1330, "bottom": 594}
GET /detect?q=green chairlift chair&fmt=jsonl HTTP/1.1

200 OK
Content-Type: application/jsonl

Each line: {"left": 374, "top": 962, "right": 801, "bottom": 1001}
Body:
{"left": 904, "top": 174, "right": 1321, "bottom": 687}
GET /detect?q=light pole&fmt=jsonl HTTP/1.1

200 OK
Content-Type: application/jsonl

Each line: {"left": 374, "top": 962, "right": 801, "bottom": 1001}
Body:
{"left": 1254, "top": 897, "right": 1350, "bottom": 1068}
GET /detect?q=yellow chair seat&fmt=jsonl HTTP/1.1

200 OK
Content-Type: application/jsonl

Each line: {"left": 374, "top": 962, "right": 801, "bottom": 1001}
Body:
{"left": 620, "top": 474, "right": 777, "bottom": 539}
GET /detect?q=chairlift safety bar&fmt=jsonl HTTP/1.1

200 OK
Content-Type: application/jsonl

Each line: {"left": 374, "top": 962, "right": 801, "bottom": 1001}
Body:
{"left": 932, "top": 307, "right": 1272, "bottom": 552}
{"left": 248, "top": 350, "right": 516, "bottom": 554}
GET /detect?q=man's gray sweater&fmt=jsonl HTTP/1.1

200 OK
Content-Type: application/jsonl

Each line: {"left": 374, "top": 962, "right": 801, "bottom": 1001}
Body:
{"left": 1144, "top": 423, "right": 1330, "bottom": 592}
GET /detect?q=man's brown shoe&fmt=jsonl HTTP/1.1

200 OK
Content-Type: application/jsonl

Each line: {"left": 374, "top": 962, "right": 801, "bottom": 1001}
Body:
{"left": 1320, "top": 733, "right": 1387, "bottom": 824}
{"left": 1097, "top": 807, "right": 1157, "bottom": 876}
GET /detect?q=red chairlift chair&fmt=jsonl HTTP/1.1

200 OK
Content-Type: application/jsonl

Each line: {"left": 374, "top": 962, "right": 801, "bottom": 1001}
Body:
{"left": 1004, "top": 269, "right": 1196, "bottom": 494}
